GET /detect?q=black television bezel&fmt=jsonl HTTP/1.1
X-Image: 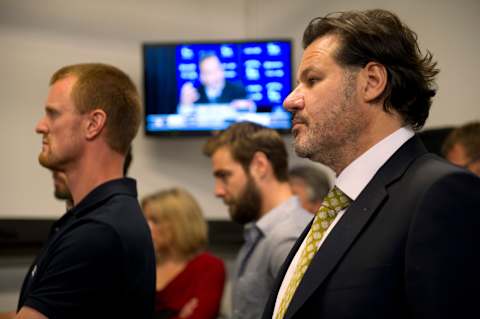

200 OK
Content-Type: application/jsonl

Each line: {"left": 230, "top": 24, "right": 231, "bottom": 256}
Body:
{"left": 142, "top": 38, "right": 294, "bottom": 137}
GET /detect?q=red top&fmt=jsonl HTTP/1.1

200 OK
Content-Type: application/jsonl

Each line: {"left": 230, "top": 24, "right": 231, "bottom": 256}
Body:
{"left": 154, "top": 252, "right": 226, "bottom": 319}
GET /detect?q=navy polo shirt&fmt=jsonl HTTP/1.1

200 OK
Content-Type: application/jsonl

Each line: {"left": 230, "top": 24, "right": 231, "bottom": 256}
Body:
{"left": 17, "top": 178, "right": 156, "bottom": 319}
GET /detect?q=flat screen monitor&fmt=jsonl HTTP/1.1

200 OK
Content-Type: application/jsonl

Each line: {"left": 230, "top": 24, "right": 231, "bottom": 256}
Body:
{"left": 143, "top": 40, "right": 293, "bottom": 136}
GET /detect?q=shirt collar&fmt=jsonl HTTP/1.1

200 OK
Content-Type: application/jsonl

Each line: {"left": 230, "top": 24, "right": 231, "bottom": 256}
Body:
{"left": 255, "top": 196, "right": 301, "bottom": 235}
{"left": 206, "top": 82, "right": 225, "bottom": 100}
{"left": 336, "top": 126, "right": 414, "bottom": 201}
{"left": 70, "top": 177, "right": 137, "bottom": 217}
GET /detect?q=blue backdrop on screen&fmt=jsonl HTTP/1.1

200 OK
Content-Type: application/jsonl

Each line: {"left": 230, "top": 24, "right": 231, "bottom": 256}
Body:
{"left": 143, "top": 40, "right": 293, "bottom": 136}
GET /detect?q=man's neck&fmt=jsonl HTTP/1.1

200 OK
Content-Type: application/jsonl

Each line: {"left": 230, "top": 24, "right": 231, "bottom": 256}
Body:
{"left": 259, "top": 181, "right": 293, "bottom": 218}
{"left": 334, "top": 111, "right": 404, "bottom": 175}
{"left": 66, "top": 147, "right": 124, "bottom": 205}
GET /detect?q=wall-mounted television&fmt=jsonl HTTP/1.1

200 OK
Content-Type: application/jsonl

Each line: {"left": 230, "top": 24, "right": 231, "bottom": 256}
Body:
{"left": 143, "top": 40, "right": 293, "bottom": 136}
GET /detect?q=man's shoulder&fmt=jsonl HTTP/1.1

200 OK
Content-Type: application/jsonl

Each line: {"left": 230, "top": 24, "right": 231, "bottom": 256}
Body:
{"left": 73, "top": 178, "right": 140, "bottom": 221}
{"left": 273, "top": 199, "right": 312, "bottom": 230}
{"left": 93, "top": 192, "right": 142, "bottom": 217}
{"left": 264, "top": 207, "right": 311, "bottom": 244}
{"left": 380, "top": 152, "right": 480, "bottom": 211}
{"left": 400, "top": 152, "right": 474, "bottom": 189}
{"left": 223, "top": 81, "right": 246, "bottom": 95}
{"left": 56, "top": 220, "right": 123, "bottom": 254}
{"left": 372, "top": 136, "right": 467, "bottom": 191}
{"left": 83, "top": 188, "right": 144, "bottom": 228}
{"left": 413, "top": 155, "right": 480, "bottom": 193}
{"left": 61, "top": 193, "right": 148, "bottom": 256}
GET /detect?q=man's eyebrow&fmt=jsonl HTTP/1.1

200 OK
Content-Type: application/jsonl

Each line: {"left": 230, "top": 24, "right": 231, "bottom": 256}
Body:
{"left": 298, "top": 66, "right": 315, "bottom": 81}
{"left": 45, "top": 105, "right": 59, "bottom": 114}
{"left": 213, "top": 169, "right": 230, "bottom": 177}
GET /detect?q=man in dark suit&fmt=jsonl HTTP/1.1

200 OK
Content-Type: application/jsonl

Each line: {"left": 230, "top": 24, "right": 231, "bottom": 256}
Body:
{"left": 262, "top": 9, "right": 480, "bottom": 319}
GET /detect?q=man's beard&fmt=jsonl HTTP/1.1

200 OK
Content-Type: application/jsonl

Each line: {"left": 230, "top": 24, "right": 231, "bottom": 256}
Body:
{"left": 39, "top": 147, "right": 62, "bottom": 171}
{"left": 52, "top": 171, "right": 74, "bottom": 206}
{"left": 292, "top": 72, "right": 365, "bottom": 173}
{"left": 54, "top": 188, "right": 72, "bottom": 201}
{"left": 38, "top": 134, "right": 79, "bottom": 171}
{"left": 228, "top": 176, "right": 262, "bottom": 225}
{"left": 39, "top": 149, "right": 68, "bottom": 171}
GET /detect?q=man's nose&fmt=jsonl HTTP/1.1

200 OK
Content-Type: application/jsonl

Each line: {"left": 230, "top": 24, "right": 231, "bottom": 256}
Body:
{"left": 283, "top": 86, "right": 305, "bottom": 112}
{"left": 35, "top": 116, "right": 48, "bottom": 134}
{"left": 214, "top": 182, "right": 226, "bottom": 198}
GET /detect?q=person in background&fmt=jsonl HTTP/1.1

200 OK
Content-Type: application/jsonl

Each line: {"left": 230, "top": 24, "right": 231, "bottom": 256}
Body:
{"left": 179, "top": 53, "right": 255, "bottom": 112}
{"left": 288, "top": 165, "right": 331, "bottom": 214}
{"left": 203, "top": 122, "right": 312, "bottom": 319}
{"left": 261, "top": 9, "right": 480, "bottom": 319}
{"left": 142, "top": 187, "right": 226, "bottom": 319}
{"left": 442, "top": 121, "right": 480, "bottom": 176}
{"left": 9, "top": 63, "right": 155, "bottom": 319}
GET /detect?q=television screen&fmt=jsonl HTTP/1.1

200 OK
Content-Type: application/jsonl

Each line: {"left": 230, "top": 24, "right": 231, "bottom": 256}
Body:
{"left": 143, "top": 40, "right": 293, "bottom": 136}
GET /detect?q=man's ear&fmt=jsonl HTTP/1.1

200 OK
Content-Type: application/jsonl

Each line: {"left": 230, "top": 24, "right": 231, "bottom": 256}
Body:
{"left": 249, "top": 151, "right": 270, "bottom": 180}
{"left": 84, "top": 109, "right": 107, "bottom": 140}
{"left": 360, "top": 62, "right": 387, "bottom": 103}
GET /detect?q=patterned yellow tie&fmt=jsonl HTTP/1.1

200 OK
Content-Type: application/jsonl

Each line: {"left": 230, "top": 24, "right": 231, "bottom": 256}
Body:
{"left": 275, "top": 186, "right": 351, "bottom": 319}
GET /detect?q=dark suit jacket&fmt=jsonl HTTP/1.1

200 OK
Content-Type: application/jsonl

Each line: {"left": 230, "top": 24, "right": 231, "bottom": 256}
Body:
{"left": 262, "top": 136, "right": 480, "bottom": 319}
{"left": 196, "top": 81, "right": 247, "bottom": 104}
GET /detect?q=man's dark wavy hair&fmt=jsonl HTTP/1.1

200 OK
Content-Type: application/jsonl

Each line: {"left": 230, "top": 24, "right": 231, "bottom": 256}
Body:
{"left": 303, "top": 9, "right": 439, "bottom": 130}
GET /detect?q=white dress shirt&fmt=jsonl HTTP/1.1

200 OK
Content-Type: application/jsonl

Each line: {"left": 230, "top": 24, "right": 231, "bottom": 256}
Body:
{"left": 272, "top": 126, "right": 414, "bottom": 318}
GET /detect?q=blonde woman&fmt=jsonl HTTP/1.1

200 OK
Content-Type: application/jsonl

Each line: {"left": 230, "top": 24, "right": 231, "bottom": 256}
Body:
{"left": 142, "top": 188, "right": 225, "bottom": 319}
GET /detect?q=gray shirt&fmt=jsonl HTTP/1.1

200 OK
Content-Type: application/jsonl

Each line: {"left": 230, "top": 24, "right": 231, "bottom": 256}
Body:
{"left": 231, "top": 196, "right": 312, "bottom": 319}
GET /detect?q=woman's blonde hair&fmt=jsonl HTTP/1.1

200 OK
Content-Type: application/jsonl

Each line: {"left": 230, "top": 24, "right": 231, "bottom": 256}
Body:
{"left": 142, "top": 188, "right": 208, "bottom": 258}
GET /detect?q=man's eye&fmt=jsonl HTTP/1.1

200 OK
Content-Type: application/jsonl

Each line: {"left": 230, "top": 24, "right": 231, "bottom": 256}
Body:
{"left": 215, "top": 172, "right": 231, "bottom": 182}
{"left": 46, "top": 109, "right": 59, "bottom": 118}
{"left": 307, "top": 78, "right": 319, "bottom": 86}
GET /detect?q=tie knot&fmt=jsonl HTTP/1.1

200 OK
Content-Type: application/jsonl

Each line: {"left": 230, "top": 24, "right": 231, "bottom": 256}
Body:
{"left": 321, "top": 186, "right": 351, "bottom": 213}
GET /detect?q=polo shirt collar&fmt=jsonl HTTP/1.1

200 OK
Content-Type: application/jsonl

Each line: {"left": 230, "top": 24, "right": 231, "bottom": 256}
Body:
{"left": 70, "top": 177, "right": 137, "bottom": 218}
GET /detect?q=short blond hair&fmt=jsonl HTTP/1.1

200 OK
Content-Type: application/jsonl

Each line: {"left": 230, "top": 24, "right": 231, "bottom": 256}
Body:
{"left": 50, "top": 63, "right": 141, "bottom": 154}
{"left": 142, "top": 188, "right": 208, "bottom": 258}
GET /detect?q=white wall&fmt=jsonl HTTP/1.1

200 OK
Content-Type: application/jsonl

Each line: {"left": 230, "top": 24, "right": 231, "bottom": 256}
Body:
{"left": 1, "top": 0, "right": 479, "bottom": 220}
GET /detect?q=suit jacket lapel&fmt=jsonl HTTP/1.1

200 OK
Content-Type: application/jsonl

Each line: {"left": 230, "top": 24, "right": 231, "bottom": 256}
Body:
{"left": 284, "top": 181, "right": 387, "bottom": 318}
{"left": 284, "top": 136, "right": 428, "bottom": 319}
